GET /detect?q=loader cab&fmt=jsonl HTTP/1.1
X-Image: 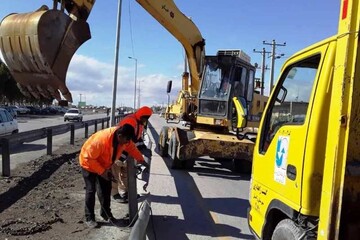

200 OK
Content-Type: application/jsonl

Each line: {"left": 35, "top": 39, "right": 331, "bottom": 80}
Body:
{"left": 198, "top": 51, "right": 255, "bottom": 127}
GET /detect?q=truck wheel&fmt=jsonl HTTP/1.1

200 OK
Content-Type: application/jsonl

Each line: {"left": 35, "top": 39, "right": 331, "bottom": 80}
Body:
{"left": 232, "top": 159, "right": 252, "bottom": 174}
{"left": 272, "top": 219, "right": 304, "bottom": 240}
{"left": 169, "top": 131, "right": 183, "bottom": 169}
{"left": 158, "top": 126, "right": 169, "bottom": 157}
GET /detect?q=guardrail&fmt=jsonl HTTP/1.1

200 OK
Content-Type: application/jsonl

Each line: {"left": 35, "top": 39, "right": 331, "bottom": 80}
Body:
{"left": 1, "top": 115, "right": 123, "bottom": 176}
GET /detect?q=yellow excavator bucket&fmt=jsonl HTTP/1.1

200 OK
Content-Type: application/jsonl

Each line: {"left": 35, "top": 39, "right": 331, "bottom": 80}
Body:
{"left": 0, "top": 6, "right": 91, "bottom": 102}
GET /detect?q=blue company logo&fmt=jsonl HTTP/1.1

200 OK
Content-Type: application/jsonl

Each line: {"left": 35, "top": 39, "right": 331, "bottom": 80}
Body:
{"left": 276, "top": 138, "right": 286, "bottom": 167}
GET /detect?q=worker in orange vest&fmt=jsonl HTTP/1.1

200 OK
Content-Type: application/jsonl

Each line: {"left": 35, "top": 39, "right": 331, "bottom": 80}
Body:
{"left": 79, "top": 124, "right": 145, "bottom": 228}
{"left": 112, "top": 106, "right": 153, "bottom": 203}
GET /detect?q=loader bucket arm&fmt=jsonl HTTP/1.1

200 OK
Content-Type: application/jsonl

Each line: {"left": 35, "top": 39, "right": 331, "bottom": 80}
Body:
{"left": 0, "top": 1, "right": 95, "bottom": 102}
{"left": 136, "top": 0, "right": 205, "bottom": 94}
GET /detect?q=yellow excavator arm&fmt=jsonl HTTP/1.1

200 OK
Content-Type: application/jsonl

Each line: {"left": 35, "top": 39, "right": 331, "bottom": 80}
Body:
{"left": 136, "top": 0, "right": 205, "bottom": 94}
{"left": 59, "top": 0, "right": 95, "bottom": 20}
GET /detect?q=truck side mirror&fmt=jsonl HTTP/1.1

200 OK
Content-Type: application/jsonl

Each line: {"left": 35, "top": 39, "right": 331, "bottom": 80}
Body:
{"left": 275, "top": 86, "right": 287, "bottom": 103}
{"left": 167, "top": 80, "right": 172, "bottom": 93}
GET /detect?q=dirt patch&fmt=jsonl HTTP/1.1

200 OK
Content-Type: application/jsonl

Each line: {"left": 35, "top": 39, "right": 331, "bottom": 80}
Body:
{"left": 0, "top": 139, "right": 131, "bottom": 240}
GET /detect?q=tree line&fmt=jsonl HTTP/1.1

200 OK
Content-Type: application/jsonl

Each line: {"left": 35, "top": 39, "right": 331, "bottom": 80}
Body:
{"left": 0, "top": 61, "right": 52, "bottom": 106}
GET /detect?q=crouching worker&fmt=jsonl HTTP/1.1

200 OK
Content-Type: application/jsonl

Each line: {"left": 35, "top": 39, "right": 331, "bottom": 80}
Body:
{"left": 112, "top": 106, "right": 153, "bottom": 203}
{"left": 79, "top": 124, "right": 145, "bottom": 228}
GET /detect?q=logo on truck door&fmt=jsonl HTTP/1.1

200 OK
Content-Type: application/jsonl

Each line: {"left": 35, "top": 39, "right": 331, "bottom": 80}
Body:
{"left": 274, "top": 136, "right": 289, "bottom": 185}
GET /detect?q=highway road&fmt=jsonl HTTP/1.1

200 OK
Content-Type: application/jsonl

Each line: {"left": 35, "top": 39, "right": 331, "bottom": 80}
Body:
{"left": 146, "top": 115, "right": 254, "bottom": 240}
{"left": 0, "top": 112, "right": 108, "bottom": 172}
{"left": 1, "top": 113, "right": 254, "bottom": 239}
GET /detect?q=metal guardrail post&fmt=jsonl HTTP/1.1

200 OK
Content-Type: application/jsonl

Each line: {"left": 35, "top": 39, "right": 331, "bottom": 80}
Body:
{"left": 101, "top": 119, "right": 104, "bottom": 129}
{"left": 127, "top": 157, "right": 138, "bottom": 225}
{"left": 70, "top": 124, "right": 75, "bottom": 145}
{"left": 85, "top": 123, "right": 89, "bottom": 138}
{"left": 1, "top": 138, "right": 10, "bottom": 177}
{"left": 94, "top": 120, "right": 98, "bottom": 133}
{"left": 47, "top": 129, "right": 52, "bottom": 155}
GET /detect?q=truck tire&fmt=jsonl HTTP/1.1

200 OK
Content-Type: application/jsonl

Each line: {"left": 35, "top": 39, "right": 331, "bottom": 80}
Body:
{"left": 169, "top": 131, "right": 183, "bottom": 169}
{"left": 158, "top": 126, "right": 169, "bottom": 157}
{"left": 232, "top": 159, "right": 252, "bottom": 174}
{"left": 272, "top": 219, "right": 304, "bottom": 240}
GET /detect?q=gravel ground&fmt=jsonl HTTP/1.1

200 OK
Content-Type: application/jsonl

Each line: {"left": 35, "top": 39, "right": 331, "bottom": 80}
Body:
{"left": 0, "top": 139, "right": 133, "bottom": 240}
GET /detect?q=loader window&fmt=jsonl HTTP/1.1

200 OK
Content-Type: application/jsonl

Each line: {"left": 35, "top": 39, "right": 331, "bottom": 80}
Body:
{"left": 260, "top": 55, "right": 320, "bottom": 152}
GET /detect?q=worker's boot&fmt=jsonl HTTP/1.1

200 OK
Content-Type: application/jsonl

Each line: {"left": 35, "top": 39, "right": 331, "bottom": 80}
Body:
{"left": 113, "top": 193, "right": 128, "bottom": 203}
{"left": 85, "top": 219, "right": 98, "bottom": 228}
{"left": 100, "top": 212, "right": 117, "bottom": 224}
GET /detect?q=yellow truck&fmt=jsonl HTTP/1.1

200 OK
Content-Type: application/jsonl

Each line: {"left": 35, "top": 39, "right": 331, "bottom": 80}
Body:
{"left": 248, "top": 0, "right": 360, "bottom": 239}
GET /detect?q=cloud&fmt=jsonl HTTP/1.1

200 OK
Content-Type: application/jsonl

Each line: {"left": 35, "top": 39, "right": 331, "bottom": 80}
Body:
{"left": 65, "top": 54, "right": 182, "bottom": 108}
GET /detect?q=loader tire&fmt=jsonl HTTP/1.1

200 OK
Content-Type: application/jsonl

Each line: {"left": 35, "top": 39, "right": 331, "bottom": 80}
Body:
{"left": 169, "top": 131, "right": 183, "bottom": 169}
{"left": 158, "top": 126, "right": 169, "bottom": 157}
{"left": 272, "top": 219, "right": 304, "bottom": 240}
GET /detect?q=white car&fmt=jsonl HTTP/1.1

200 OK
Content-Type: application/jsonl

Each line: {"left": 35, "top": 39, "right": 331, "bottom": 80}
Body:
{"left": 64, "top": 108, "right": 83, "bottom": 122}
{"left": 0, "top": 108, "right": 19, "bottom": 136}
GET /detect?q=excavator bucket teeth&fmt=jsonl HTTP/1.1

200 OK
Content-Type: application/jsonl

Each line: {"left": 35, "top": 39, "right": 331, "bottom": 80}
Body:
{"left": 0, "top": 8, "right": 91, "bottom": 102}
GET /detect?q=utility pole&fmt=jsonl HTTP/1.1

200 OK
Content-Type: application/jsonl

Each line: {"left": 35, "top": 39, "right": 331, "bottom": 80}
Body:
{"left": 253, "top": 48, "right": 270, "bottom": 95}
{"left": 110, "top": 0, "right": 123, "bottom": 126}
{"left": 263, "top": 40, "right": 286, "bottom": 94}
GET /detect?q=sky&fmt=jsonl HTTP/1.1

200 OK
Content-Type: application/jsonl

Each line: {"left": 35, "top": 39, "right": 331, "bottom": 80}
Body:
{"left": 0, "top": 0, "right": 340, "bottom": 108}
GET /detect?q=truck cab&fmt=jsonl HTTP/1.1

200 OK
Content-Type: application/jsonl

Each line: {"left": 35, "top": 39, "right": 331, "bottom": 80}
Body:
{"left": 248, "top": 0, "right": 360, "bottom": 239}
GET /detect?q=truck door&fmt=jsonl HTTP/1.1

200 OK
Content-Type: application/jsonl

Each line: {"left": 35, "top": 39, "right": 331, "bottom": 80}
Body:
{"left": 255, "top": 45, "right": 329, "bottom": 210}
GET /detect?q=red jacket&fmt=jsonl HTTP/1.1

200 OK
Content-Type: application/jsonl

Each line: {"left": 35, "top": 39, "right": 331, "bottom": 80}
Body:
{"left": 79, "top": 127, "right": 144, "bottom": 175}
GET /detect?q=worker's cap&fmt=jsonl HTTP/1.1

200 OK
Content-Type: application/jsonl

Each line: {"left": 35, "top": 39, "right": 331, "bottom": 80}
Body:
{"left": 117, "top": 124, "right": 135, "bottom": 140}
{"left": 135, "top": 106, "right": 153, "bottom": 120}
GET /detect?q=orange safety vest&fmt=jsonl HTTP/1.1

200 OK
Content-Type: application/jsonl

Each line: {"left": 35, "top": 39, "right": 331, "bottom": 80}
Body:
{"left": 79, "top": 127, "right": 144, "bottom": 175}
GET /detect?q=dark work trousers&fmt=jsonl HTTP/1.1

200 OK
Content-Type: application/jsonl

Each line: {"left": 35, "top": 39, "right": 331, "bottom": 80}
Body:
{"left": 82, "top": 168, "right": 112, "bottom": 221}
